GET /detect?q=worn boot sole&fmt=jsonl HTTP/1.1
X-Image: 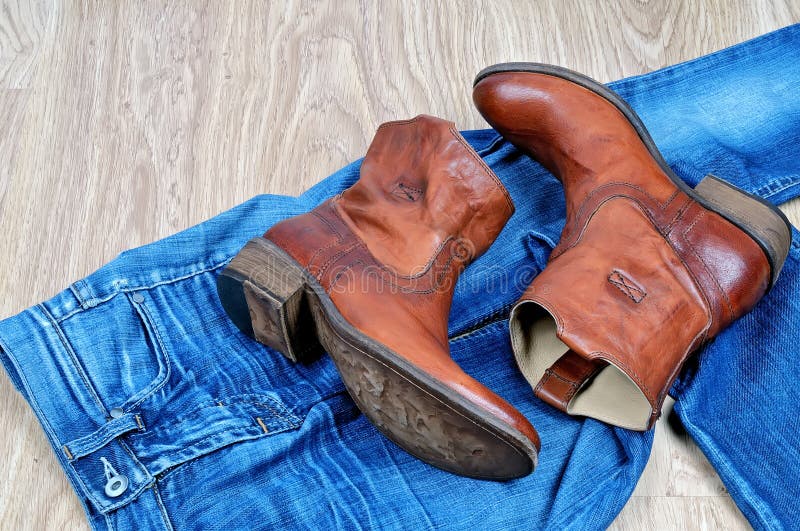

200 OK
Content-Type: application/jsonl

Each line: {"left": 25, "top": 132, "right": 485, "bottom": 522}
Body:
{"left": 475, "top": 63, "right": 792, "bottom": 286}
{"left": 217, "top": 237, "right": 538, "bottom": 480}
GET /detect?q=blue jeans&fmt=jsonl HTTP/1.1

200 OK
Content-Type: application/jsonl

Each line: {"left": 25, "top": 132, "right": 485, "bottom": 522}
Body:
{"left": 1, "top": 24, "right": 799, "bottom": 531}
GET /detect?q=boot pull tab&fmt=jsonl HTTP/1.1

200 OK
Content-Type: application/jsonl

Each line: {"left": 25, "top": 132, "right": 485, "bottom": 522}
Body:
{"left": 534, "top": 351, "right": 607, "bottom": 411}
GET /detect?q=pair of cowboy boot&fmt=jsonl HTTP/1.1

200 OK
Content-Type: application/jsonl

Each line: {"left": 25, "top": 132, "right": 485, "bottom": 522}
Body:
{"left": 217, "top": 65, "right": 791, "bottom": 480}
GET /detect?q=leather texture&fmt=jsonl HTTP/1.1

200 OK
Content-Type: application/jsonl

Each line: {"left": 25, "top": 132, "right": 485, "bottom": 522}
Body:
{"left": 474, "top": 71, "right": 771, "bottom": 429}
{"left": 264, "top": 115, "right": 540, "bottom": 447}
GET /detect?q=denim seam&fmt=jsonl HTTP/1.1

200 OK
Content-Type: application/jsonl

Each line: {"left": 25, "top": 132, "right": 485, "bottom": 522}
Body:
{"left": 151, "top": 482, "right": 176, "bottom": 531}
{"left": 473, "top": 132, "right": 505, "bottom": 156}
{"left": 67, "top": 441, "right": 148, "bottom": 516}
{"left": 57, "top": 258, "right": 234, "bottom": 324}
{"left": 753, "top": 175, "right": 800, "bottom": 199}
{"left": 39, "top": 304, "right": 107, "bottom": 414}
{"left": 123, "top": 298, "right": 172, "bottom": 411}
{"left": 153, "top": 425, "right": 285, "bottom": 484}
{"left": 136, "top": 394, "right": 301, "bottom": 441}
{"left": 69, "top": 284, "right": 85, "bottom": 305}
{"left": 450, "top": 315, "right": 509, "bottom": 342}
{"left": 64, "top": 414, "right": 143, "bottom": 460}
{"left": 152, "top": 390, "right": 347, "bottom": 485}
{"left": 155, "top": 444, "right": 206, "bottom": 484}
{"left": 153, "top": 426, "right": 277, "bottom": 469}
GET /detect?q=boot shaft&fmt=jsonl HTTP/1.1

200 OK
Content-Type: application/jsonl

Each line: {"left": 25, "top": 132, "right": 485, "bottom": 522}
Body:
{"left": 337, "top": 115, "right": 514, "bottom": 276}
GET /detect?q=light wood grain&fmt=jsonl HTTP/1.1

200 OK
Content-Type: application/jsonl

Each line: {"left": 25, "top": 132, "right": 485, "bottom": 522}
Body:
{"left": 611, "top": 495, "right": 749, "bottom": 531}
{"left": 0, "top": 1, "right": 798, "bottom": 529}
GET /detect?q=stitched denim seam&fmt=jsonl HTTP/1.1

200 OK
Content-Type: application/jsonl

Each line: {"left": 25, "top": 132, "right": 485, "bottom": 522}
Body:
{"left": 155, "top": 426, "right": 284, "bottom": 468}
{"left": 64, "top": 414, "right": 142, "bottom": 460}
{"left": 449, "top": 307, "right": 512, "bottom": 342}
{"left": 473, "top": 132, "right": 506, "bottom": 156}
{"left": 152, "top": 482, "right": 176, "bottom": 531}
{"left": 59, "top": 439, "right": 149, "bottom": 515}
{"left": 39, "top": 304, "right": 107, "bottom": 414}
{"left": 754, "top": 175, "right": 800, "bottom": 199}
{"left": 57, "top": 259, "right": 232, "bottom": 324}
{"left": 136, "top": 395, "right": 302, "bottom": 441}
{"left": 124, "top": 299, "right": 172, "bottom": 411}
{"left": 152, "top": 390, "right": 350, "bottom": 485}
{"left": 154, "top": 425, "right": 289, "bottom": 484}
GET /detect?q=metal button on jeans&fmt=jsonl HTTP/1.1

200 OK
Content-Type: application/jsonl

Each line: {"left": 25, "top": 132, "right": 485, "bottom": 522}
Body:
{"left": 104, "top": 474, "right": 129, "bottom": 498}
{"left": 131, "top": 293, "right": 145, "bottom": 304}
{"left": 100, "top": 457, "right": 129, "bottom": 498}
{"left": 109, "top": 407, "right": 124, "bottom": 419}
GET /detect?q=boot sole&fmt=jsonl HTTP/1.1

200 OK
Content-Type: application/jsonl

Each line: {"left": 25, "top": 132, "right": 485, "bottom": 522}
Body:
{"left": 474, "top": 63, "right": 792, "bottom": 288}
{"left": 217, "top": 237, "right": 538, "bottom": 480}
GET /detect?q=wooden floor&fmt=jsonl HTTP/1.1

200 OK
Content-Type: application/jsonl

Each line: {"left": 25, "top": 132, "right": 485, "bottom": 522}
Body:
{"left": 1, "top": 1, "right": 798, "bottom": 529}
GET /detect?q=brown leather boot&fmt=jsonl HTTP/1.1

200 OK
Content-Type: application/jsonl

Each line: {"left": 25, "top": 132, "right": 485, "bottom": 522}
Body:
{"left": 473, "top": 64, "right": 792, "bottom": 430}
{"left": 217, "top": 115, "right": 539, "bottom": 479}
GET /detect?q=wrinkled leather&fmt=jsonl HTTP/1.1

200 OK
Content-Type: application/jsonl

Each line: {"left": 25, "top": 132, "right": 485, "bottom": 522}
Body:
{"left": 265, "top": 115, "right": 540, "bottom": 447}
{"left": 474, "top": 72, "right": 771, "bottom": 429}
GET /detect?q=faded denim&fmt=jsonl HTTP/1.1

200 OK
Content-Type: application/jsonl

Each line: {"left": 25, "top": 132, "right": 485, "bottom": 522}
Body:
{"left": 1, "top": 24, "right": 799, "bottom": 530}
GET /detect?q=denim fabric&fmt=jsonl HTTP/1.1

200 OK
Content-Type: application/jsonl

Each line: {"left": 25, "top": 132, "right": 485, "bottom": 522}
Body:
{"left": 0, "top": 24, "right": 799, "bottom": 530}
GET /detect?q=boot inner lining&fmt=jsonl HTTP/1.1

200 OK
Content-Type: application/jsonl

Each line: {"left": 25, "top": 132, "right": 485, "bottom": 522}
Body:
{"left": 509, "top": 301, "right": 652, "bottom": 430}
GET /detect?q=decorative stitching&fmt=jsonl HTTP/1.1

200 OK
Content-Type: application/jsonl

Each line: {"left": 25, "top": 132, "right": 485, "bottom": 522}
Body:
{"left": 448, "top": 125, "right": 515, "bottom": 213}
{"left": 313, "top": 241, "right": 363, "bottom": 282}
{"left": 663, "top": 196, "right": 693, "bottom": 235}
{"left": 681, "top": 209, "right": 736, "bottom": 320}
{"left": 391, "top": 182, "right": 423, "bottom": 202}
{"left": 543, "top": 368, "right": 581, "bottom": 389}
{"left": 573, "top": 181, "right": 677, "bottom": 227}
{"left": 662, "top": 189, "right": 680, "bottom": 209}
{"left": 608, "top": 270, "right": 647, "bottom": 303}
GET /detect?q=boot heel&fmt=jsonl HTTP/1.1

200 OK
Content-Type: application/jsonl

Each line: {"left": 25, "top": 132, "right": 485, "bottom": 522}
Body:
{"left": 694, "top": 174, "right": 792, "bottom": 287}
{"left": 217, "top": 237, "right": 323, "bottom": 363}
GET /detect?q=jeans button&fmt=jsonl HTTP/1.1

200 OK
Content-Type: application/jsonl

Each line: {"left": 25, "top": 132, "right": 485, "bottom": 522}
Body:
{"left": 131, "top": 293, "right": 145, "bottom": 304}
{"left": 104, "top": 474, "right": 129, "bottom": 498}
{"left": 109, "top": 407, "right": 124, "bottom": 419}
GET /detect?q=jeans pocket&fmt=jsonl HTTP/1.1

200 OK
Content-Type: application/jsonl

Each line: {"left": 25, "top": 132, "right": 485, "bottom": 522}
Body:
{"left": 58, "top": 290, "right": 170, "bottom": 413}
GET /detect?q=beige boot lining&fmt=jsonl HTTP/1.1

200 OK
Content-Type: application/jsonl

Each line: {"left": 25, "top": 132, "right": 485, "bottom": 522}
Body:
{"left": 509, "top": 301, "right": 652, "bottom": 430}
